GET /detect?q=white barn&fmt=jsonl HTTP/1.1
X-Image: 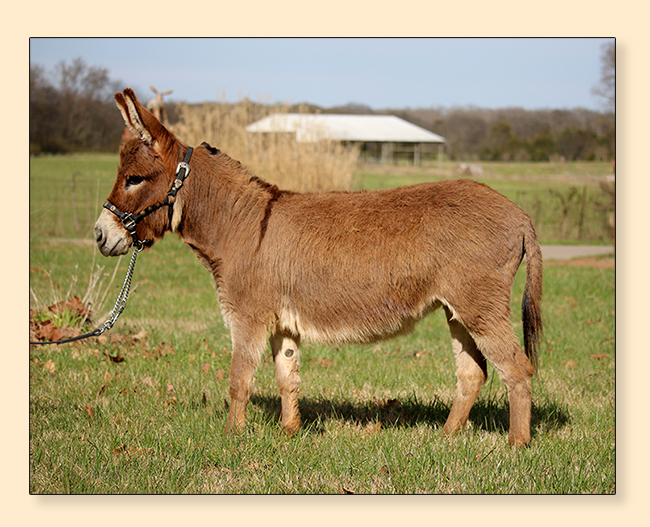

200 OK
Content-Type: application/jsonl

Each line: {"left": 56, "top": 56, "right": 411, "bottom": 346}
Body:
{"left": 246, "top": 113, "right": 445, "bottom": 165}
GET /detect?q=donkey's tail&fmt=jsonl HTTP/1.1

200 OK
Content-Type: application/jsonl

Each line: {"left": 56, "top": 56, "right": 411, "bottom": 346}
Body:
{"left": 522, "top": 220, "right": 543, "bottom": 373}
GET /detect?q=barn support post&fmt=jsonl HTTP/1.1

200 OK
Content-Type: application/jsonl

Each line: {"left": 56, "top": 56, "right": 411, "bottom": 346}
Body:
{"left": 381, "top": 142, "right": 393, "bottom": 164}
{"left": 438, "top": 143, "right": 444, "bottom": 169}
{"left": 414, "top": 143, "right": 421, "bottom": 166}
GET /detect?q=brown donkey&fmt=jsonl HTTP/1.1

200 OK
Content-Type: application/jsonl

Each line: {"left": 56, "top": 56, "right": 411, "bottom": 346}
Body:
{"left": 95, "top": 89, "right": 543, "bottom": 447}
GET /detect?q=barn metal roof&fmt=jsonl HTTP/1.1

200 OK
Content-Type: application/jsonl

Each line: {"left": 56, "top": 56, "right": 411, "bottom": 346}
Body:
{"left": 246, "top": 114, "right": 445, "bottom": 144}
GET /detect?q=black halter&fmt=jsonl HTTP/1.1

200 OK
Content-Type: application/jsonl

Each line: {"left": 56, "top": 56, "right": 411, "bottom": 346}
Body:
{"left": 104, "top": 146, "right": 193, "bottom": 247}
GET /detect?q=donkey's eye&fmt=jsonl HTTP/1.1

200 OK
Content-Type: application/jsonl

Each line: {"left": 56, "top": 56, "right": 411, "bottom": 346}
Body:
{"left": 125, "top": 176, "right": 145, "bottom": 188}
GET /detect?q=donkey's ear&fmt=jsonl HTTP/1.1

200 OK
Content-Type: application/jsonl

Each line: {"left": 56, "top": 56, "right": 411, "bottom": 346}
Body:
{"left": 114, "top": 88, "right": 173, "bottom": 151}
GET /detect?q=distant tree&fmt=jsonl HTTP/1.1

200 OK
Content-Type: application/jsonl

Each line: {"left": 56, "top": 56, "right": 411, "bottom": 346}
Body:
{"left": 592, "top": 41, "right": 615, "bottom": 112}
{"left": 325, "top": 102, "right": 374, "bottom": 114}
{"left": 527, "top": 130, "right": 556, "bottom": 161}
{"left": 436, "top": 111, "right": 488, "bottom": 160}
{"left": 494, "top": 108, "right": 546, "bottom": 142}
{"left": 30, "top": 64, "right": 63, "bottom": 154}
{"left": 481, "top": 121, "right": 526, "bottom": 161}
{"left": 54, "top": 57, "right": 114, "bottom": 101}
{"left": 557, "top": 127, "right": 597, "bottom": 161}
{"left": 29, "top": 58, "right": 124, "bottom": 153}
{"left": 53, "top": 58, "right": 123, "bottom": 151}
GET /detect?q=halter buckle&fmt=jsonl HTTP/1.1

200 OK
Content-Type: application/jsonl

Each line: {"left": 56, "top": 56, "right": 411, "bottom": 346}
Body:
{"left": 176, "top": 161, "right": 190, "bottom": 179}
{"left": 168, "top": 161, "right": 190, "bottom": 198}
{"left": 121, "top": 214, "right": 137, "bottom": 235}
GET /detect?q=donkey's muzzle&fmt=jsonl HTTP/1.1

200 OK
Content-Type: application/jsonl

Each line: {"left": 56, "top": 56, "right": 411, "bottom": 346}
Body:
{"left": 94, "top": 209, "right": 132, "bottom": 257}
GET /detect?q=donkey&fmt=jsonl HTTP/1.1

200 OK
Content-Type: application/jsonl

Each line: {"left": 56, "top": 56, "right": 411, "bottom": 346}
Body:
{"left": 95, "top": 89, "right": 543, "bottom": 447}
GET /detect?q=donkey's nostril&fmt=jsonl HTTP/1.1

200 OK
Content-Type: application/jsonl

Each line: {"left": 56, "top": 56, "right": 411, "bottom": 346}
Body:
{"left": 94, "top": 226, "right": 104, "bottom": 243}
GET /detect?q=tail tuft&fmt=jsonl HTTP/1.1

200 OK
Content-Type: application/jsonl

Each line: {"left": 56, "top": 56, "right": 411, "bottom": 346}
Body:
{"left": 522, "top": 223, "right": 543, "bottom": 373}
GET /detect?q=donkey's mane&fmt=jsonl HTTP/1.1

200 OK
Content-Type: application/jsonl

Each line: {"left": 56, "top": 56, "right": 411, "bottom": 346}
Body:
{"left": 197, "top": 141, "right": 290, "bottom": 247}
{"left": 200, "top": 141, "right": 252, "bottom": 177}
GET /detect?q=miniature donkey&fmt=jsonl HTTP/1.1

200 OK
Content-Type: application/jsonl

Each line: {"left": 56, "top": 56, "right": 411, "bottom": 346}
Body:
{"left": 95, "top": 89, "right": 543, "bottom": 447}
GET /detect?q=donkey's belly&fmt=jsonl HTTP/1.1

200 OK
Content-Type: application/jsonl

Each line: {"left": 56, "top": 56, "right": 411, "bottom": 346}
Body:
{"left": 276, "top": 296, "right": 442, "bottom": 345}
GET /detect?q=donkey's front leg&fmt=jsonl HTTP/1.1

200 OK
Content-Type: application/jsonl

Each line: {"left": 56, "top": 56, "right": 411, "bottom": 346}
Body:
{"left": 226, "top": 325, "right": 267, "bottom": 436}
{"left": 270, "top": 331, "right": 302, "bottom": 435}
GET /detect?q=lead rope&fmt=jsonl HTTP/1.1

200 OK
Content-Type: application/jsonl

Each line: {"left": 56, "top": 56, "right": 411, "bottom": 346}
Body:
{"left": 29, "top": 243, "right": 143, "bottom": 346}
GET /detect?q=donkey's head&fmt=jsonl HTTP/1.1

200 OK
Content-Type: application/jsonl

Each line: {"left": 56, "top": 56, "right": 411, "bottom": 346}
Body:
{"left": 94, "top": 88, "right": 189, "bottom": 256}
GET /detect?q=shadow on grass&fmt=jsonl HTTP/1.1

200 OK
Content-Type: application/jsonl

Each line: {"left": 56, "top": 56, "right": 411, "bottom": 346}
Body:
{"left": 250, "top": 393, "right": 570, "bottom": 439}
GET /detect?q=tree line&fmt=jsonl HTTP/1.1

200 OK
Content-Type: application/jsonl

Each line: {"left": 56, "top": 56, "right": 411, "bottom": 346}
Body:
{"left": 386, "top": 105, "right": 615, "bottom": 162}
{"left": 30, "top": 59, "right": 125, "bottom": 154}
{"left": 30, "top": 57, "right": 614, "bottom": 162}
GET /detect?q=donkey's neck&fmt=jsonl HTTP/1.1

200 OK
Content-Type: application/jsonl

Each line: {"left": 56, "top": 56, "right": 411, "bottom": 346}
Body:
{"left": 176, "top": 143, "right": 284, "bottom": 271}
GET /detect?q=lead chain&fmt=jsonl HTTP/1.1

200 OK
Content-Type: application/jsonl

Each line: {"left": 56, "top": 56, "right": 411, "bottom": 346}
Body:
{"left": 96, "top": 243, "right": 143, "bottom": 335}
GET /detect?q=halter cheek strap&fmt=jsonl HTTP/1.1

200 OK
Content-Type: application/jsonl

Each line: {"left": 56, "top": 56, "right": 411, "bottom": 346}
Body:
{"left": 165, "top": 146, "right": 193, "bottom": 224}
{"left": 104, "top": 146, "right": 193, "bottom": 247}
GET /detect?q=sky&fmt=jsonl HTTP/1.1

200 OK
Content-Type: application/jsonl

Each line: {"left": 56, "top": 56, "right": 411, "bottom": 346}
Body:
{"left": 29, "top": 37, "right": 613, "bottom": 111}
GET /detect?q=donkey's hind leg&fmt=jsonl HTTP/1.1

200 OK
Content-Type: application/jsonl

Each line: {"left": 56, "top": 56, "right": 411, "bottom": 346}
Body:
{"left": 442, "top": 308, "right": 487, "bottom": 436}
{"left": 473, "top": 321, "right": 534, "bottom": 448}
{"left": 270, "top": 331, "right": 302, "bottom": 435}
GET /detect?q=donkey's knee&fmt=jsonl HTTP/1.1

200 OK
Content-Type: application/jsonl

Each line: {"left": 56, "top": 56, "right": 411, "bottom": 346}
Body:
{"left": 270, "top": 332, "right": 302, "bottom": 435}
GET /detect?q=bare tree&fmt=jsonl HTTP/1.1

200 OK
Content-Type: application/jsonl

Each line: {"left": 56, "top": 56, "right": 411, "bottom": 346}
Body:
{"left": 592, "top": 41, "right": 615, "bottom": 112}
{"left": 30, "top": 64, "right": 62, "bottom": 153}
{"left": 30, "top": 58, "right": 123, "bottom": 153}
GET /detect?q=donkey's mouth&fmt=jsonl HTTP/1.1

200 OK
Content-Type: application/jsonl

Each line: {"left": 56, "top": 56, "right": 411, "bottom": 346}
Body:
{"left": 96, "top": 235, "right": 131, "bottom": 257}
{"left": 94, "top": 210, "right": 132, "bottom": 257}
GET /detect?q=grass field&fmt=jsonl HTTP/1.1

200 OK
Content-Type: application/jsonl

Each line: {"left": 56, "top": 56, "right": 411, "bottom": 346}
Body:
{"left": 29, "top": 155, "right": 615, "bottom": 494}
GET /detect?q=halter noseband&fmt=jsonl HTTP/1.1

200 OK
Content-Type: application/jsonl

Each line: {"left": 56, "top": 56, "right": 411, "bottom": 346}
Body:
{"left": 104, "top": 146, "right": 194, "bottom": 248}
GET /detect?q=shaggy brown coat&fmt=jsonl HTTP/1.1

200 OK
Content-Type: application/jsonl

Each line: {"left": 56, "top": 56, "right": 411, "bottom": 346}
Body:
{"left": 94, "top": 89, "right": 543, "bottom": 447}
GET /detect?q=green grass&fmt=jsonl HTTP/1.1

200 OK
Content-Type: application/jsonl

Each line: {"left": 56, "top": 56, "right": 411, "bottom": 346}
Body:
{"left": 30, "top": 153, "right": 118, "bottom": 239}
{"left": 29, "top": 235, "right": 615, "bottom": 494}
{"left": 29, "top": 155, "right": 615, "bottom": 493}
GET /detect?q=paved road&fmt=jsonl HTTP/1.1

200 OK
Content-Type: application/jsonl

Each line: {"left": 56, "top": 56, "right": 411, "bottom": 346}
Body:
{"left": 541, "top": 245, "right": 614, "bottom": 261}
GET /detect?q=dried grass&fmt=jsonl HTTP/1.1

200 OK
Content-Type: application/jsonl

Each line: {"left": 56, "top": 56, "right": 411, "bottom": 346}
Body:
{"left": 173, "top": 97, "right": 359, "bottom": 192}
{"left": 29, "top": 252, "right": 124, "bottom": 333}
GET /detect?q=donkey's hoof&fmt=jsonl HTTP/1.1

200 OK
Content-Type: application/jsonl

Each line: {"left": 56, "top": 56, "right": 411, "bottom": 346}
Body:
{"left": 507, "top": 433, "right": 530, "bottom": 448}
{"left": 281, "top": 419, "right": 301, "bottom": 436}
